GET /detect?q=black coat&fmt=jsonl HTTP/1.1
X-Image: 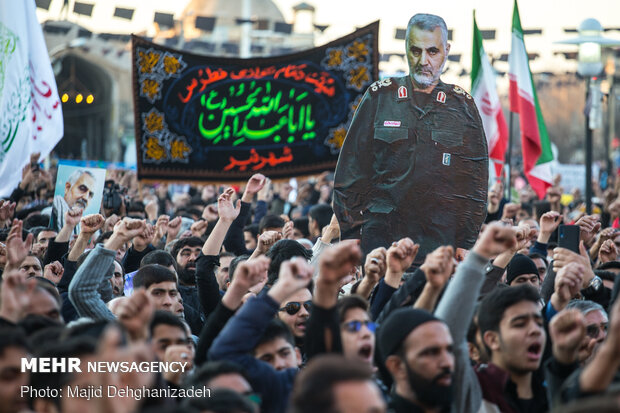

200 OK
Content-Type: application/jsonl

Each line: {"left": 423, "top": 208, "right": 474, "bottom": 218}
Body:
{"left": 333, "top": 76, "right": 488, "bottom": 261}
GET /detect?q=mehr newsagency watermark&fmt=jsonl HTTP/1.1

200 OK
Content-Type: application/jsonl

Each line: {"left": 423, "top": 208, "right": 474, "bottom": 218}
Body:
{"left": 20, "top": 358, "right": 209, "bottom": 400}
{"left": 21, "top": 385, "right": 210, "bottom": 400}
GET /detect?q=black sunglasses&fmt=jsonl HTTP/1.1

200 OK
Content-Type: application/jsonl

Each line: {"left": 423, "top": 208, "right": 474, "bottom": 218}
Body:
{"left": 279, "top": 300, "right": 312, "bottom": 315}
{"left": 586, "top": 323, "right": 608, "bottom": 339}
{"left": 342, "top": 320, "right": 377, "bottom": 333}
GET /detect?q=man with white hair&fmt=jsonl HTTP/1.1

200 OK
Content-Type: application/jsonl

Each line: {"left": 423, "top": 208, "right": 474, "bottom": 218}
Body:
{"left": 334, "top": 13, "right": 488, "bottom": 263}
{"left": 51, "top": 169, "right": 96, "bottom": 233}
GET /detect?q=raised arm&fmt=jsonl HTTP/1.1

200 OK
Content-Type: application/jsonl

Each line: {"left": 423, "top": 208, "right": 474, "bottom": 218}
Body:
{"left": 436, "top": 223, "right": 517, "bottom": 342}
{"left": 223, "top": 174, "right": 265, "bottom": 255}
{"left": 3, "top": 219, "right": 33, "bottom": 275}
{"left": 414, "top": 246, "right": 454, "bottom": 312}
{"left": 196, "top": 188, "right": 242, "bottom": 317}
{"left": 69, "top": 218, "right": 146, "bottom": 321}
{"left": 306, "top": 240, "right": 361, "bottom": 360}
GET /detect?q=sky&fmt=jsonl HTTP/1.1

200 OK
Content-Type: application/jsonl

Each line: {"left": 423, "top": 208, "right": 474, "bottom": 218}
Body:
{"left": 36, "top": 0, "right": 620, "bottom": 80}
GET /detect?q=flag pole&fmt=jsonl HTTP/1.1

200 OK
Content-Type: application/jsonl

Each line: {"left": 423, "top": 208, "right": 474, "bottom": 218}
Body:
{"left": 506, "top": 111, "right": 513, "bottom": 202}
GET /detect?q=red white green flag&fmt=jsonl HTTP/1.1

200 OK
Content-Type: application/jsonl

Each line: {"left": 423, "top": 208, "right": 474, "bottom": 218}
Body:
{"left": 471, "top": 13, "right": 508, "bottom": 180}
{"left": 508, "top": 0, "right": 553, "bottom": 198}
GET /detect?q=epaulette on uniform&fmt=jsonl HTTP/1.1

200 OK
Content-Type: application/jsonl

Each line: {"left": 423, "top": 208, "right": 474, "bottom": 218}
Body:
{"left": 368, "top": 78, "right": 397, "bottom": 95}
{"left": 449, "top": 84, "right": 473, "bottom": 101}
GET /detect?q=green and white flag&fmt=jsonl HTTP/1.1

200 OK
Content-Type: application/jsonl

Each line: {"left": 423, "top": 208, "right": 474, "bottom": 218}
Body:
{"left": 0, "top": 0, "right": 63, "bottom": 197}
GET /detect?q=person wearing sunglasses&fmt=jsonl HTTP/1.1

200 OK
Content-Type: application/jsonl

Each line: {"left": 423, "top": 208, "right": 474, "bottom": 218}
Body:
{"left": 277, "top": 287, "right": 312, "bottom": 346}
{"left": 209, "top": 257, "right": 314, "bottom": 413}
{"left": 338, "top": 295, "right": 376, "bottom": 366}
{"left": 565, "top": 299, "right": 608, "bottom": 365}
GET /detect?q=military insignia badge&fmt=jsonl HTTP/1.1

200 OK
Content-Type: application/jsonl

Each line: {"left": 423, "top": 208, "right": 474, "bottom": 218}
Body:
{"left": 452, "top": 86, "right": 472, "bottom": 100}
{"left": 437, "top": 91, "right": 446, "bottom": 103}
{"left": 442, "top": 153, "right": 451, "bottom": 166}
{"left": 370, "top": 78, "right": 393, "bottom": 93}
{"left": 398, "top": 85, "right": 408, "bottom": 99}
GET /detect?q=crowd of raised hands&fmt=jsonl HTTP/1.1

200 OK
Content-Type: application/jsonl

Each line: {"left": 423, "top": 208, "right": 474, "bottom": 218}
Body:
{"left": 3, "top": 165, "right": 620, "bottom": 413}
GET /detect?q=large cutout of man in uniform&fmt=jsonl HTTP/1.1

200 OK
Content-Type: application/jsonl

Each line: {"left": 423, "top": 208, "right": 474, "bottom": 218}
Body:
{"left": 333, "top": 13, "right": 488, "bottom": 262}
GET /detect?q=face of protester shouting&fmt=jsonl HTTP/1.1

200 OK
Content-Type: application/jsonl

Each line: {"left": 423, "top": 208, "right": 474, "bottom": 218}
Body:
{"left": 64, "top": 172, "right": 95, "bottom": 210}
{"left": 341, "top": 307, "right": 376, "bottom": 365}
{"left": 406, "top": 26, "right": 449, "bottom": 92}
{"left": 277, "top": 288, "right": 312, "bottom": 339}
{"left": 146, "top": 282, "right": 179, "bottom": 313}
{"left": 386, "top": 321, "right": 455, "bottom": 409}
{"left": 484, "top": 300, "right": 546, "bottom": 374}
{"left": 175, "top": 244, "right": 201, "bottom": 286}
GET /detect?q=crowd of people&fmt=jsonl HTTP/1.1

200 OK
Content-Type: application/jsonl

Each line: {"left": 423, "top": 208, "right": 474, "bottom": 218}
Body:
{"left": 3, "top": 159, "right": 620, "bottom": 413}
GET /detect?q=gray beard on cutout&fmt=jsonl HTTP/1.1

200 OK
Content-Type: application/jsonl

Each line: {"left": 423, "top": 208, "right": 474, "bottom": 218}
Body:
{"left": 411, "top": 58, "right": 447, "bottom": 88}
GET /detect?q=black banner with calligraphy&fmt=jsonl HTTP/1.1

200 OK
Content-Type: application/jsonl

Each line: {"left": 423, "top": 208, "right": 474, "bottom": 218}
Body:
{"left": 131, "top": 22, "right": 379, "bottom": 181}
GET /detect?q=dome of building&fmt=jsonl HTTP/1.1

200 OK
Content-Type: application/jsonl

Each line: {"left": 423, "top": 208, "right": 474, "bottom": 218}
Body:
{"left": 182, "top": 0, "right": 286, "bottom": 40}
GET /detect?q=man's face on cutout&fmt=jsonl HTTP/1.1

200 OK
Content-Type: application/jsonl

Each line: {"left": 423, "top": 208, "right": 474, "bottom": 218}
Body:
{"left": 406, "top": 26, "right": 449, "bottom": 89}
{"left": 64, "top": 173, "right": 95, "bottom": 209}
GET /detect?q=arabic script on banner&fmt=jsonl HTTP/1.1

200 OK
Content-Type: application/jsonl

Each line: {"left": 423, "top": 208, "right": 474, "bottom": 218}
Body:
{"left": 132, "top": 21, "right": 379, "bottom": 181}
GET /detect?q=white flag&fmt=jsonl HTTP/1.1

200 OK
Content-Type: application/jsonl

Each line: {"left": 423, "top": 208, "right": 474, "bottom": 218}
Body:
{"left": 0, "top": 0, "right": 63, "bottom": 197}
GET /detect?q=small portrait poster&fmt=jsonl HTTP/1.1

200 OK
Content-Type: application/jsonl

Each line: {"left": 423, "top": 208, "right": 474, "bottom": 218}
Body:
{"left": 50, "top": 163, "right": 106, "bottom": 232}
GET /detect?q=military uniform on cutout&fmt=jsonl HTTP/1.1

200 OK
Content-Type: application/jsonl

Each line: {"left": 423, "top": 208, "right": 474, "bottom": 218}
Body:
{"left": 333, "top": 75, "right": 488, "bottom": 262}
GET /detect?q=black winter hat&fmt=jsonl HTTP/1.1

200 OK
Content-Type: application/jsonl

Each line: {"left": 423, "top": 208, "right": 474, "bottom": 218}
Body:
{"left": 378, "top": 308, "right": 440, "bottom": 362}
{"left": 506, "top": 254, "right": 539, "bottom": 285}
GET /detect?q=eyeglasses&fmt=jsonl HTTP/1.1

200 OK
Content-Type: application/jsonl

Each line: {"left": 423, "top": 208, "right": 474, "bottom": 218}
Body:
{"left": 279, "top": 300, "right": 312, "bottom": 315}
{"left": 585, "top": 323, "right": 608, "bottom": 339}
{"left": 342, "top": 320, "right": 377, "bottom": 333}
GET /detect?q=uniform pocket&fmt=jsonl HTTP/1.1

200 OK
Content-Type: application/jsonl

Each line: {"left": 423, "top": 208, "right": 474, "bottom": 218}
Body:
{"left": 431, "top": 129, "right": 463, "bottom": 147}
{"left": 372, "top": 126, "right": 413, "bottom": 178}
{"left": 374, "top": 126, "right": 408, "bottom": 143}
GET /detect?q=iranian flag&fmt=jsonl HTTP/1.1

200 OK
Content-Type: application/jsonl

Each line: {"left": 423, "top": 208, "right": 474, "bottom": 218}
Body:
{"left": 0, "top": 1, "right": 63, "bottom": 197}
{"left": 471, "top": 13, "right": 508, "bottom": 180}
{"left": 508, "top": 0, "right": 553, "bottom": 198}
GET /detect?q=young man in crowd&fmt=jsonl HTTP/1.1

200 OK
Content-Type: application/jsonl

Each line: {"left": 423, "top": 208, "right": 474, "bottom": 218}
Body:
{"left": 149, "top": 310, "right": 194, "bottom": 386}
{"left": 477, "top": 285, "right": 548, "bottom": 412}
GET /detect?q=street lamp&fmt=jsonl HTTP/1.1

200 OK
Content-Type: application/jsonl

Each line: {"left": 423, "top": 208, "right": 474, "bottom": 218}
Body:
{"left": 556, "top": 19, "right": 620, "bottom": 214}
